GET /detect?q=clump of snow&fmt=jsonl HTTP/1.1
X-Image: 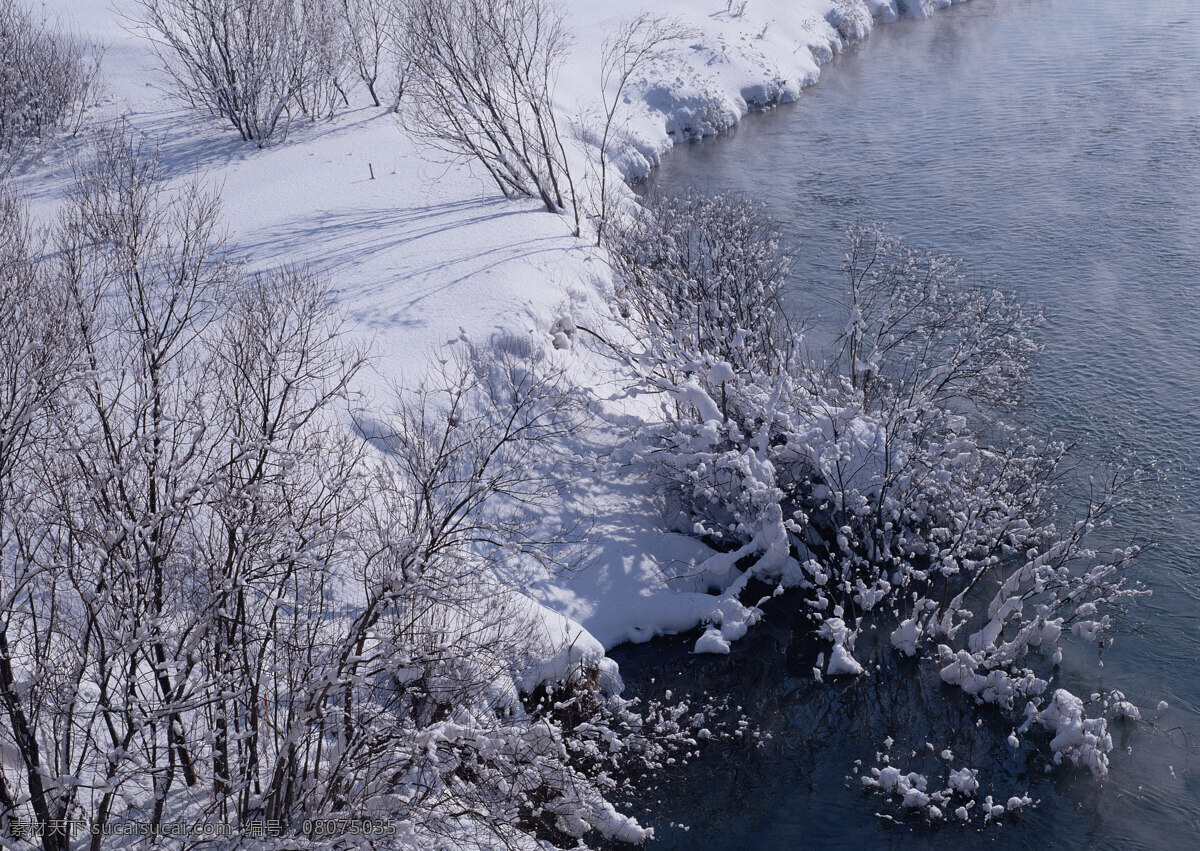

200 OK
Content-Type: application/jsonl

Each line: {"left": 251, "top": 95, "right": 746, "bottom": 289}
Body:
{"left": 947, "top": 767, "right": 979, "bottom": 795}
{"left": 890, "top": 618, "right": 922, "bottom": 656}
{"left": 861, "top": 741, "right": 1032, "bottom": 823}
{"left": 819, "top": 617, "right": 865, "bottom": 676}
{"left": 1027, "top": 689, "right": 1113, "bottom": 776}
{"left": 1006, "top": 795, "right": 1032, "bottom": 812}
{"left": 1111, "top": 700, "right": 1141, "bottom": 722}
{"left": 694, "top": 627, "right": 732, "bottom": 655}
{"left": 694, "top": 596, "right": 764, "bottom": 655}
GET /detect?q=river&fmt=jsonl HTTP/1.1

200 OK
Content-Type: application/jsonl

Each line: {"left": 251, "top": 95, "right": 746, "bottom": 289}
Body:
{"left": 612, "top": 0, "right": 1200, "bottom": 847}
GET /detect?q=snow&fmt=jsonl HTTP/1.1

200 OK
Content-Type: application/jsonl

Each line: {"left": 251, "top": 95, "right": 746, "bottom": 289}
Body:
{"left": 863, "top": 747, "right": 1033, "bottom": 823}
{"left": 947, "top": 767, "right": 979, "bottom": 795}
{"left": 694, "top": 628, "right": 733, "bottom": 655}
{"left": 1029, "top": 689, "right": 1113, "bottom": 775}
{"left": 1111, "top": 700, "right": 1141, "bottom": 722}
{"left": 508, "top": 590, "right": 608, "bottom": 693}
{"left": 13, "top": 0, "right": 979, "bottom": 696}
{"left": 819, "top": 617, "right": 865, "bottom": 676}
{"left": 890, "top": 618, "right": 922, "bottom": 656}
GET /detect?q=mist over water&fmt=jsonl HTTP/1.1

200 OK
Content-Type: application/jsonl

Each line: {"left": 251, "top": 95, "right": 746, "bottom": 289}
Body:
{"left": 616, "top": 0, "right": 1200, "bottom": 846}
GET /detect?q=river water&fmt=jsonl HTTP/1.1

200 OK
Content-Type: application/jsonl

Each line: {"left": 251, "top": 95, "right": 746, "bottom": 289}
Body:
{"left": 613, "top": 0, "right": 1200, "bottom": 847}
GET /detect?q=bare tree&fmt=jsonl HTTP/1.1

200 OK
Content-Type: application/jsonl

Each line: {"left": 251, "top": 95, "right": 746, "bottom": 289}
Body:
{"left": 50, "top": 127, "right": 242, "bottom": 838}
{"left": 134, "top": 0, "right": 349, "bottom": 145}
{"left": 294, "top": 0, "right": 353, "bottom": 119}
{"left": 0, "top": 184, "right": 84, "bottom": 851}
{"left": 340, "top": 0, "right": 403, "bottom": 108}
{"left": 399, "top": 0, "right": 581, "bottom": 231}
{"left": 836, "top": 223, "right": 1042, "bottom": 411}
{"left": 192, "top": 265, "right": 367, "bottom": 823}
{"left": 254, "top": 345, "right": 581, "bottom": 824}
{"left": 587, "top": 14, "right": 691, "bottom": 244}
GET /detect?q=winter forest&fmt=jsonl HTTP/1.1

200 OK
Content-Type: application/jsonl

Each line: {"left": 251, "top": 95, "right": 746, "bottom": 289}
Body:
{"left": 2, "top": 0, "right": 1195, "bottom": 848}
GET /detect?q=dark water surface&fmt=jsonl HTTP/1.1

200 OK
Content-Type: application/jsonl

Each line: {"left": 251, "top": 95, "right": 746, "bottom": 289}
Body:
{"left": 613, "top": 0, "right": 1200, "bottom": 847}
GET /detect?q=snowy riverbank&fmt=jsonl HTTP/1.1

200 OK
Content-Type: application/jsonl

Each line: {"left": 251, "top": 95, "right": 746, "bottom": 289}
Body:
{"left": 20, "top": 0, "right": 975, "bottom": 681}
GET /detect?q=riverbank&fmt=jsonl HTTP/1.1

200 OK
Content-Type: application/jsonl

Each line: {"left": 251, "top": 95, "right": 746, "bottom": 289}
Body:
{"left": 19, "top": 0, "right": 977, "bottom": 679}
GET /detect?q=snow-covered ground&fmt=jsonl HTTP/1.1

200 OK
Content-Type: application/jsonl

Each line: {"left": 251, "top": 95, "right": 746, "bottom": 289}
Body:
{"left": 18, "top": 0, "right": 972, "bottom": 676}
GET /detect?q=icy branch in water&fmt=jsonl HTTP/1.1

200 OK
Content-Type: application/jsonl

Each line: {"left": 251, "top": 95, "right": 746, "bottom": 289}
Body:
{"left": 601, "top": 200, "right": 1149, "bottom": 816}
{"left": 860, "top": 738, "right": 1033, "bottom": 822}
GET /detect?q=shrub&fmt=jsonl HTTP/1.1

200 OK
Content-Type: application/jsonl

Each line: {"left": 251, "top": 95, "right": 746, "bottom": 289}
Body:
{"left": 602, "top": 197, "right": 1146, "bottom": 812}
{"left": 135, "top": 0, "right": 349, "bottom": 145}
{"left": 0, "top": 3, "right": 96, "bottom": 174}
{"left": 604, "top": 190, "right": 793, "bottom": 389}
{"left": 340, "top": 0, "right": 404, "bottom": 108}
{"left": 399, "top": 0, "right": 580, "bottom": 230}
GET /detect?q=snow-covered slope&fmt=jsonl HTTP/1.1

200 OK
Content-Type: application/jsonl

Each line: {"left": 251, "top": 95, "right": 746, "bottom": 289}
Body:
{"left": 18, "top": 0, "right": 972, "bottom": 672}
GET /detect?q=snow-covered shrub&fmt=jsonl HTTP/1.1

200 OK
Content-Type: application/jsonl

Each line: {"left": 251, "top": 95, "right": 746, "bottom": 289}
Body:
{"left": 135, "top": 0, "right": 350, "bottom": 144}
{"left": 399, "top": 0, "right": 580, "bottom": 230}
{"left": 601, "top": 197, "right": 1147, "bottom": 801}
{"left": 0, "top": 3, "right": 97, "bottom": 174}
{"left": 826, "top": 0, "right": 874, "bottom": 43}
{"left": 605, "top": 190, "right": 793, "bottom": 385}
